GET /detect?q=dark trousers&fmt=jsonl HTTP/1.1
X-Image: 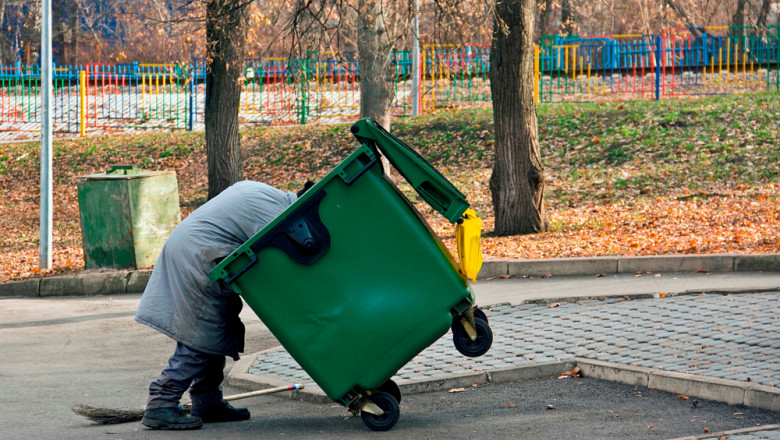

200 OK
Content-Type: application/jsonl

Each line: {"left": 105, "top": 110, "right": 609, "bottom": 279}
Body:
{"left": 146, "top": 342, "right": 226, "bottom": 411}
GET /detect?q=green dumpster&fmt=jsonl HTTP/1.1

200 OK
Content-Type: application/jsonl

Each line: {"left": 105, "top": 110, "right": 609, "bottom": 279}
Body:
{"left": 210, "top": 119, "right": 492, "bottom": 431}
{"left": 77, "top": 165, "right": 180, "bottom": 269}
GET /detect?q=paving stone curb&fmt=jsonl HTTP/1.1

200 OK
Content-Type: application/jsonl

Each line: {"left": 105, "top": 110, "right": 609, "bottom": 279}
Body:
{"left": 1, "top": 254, "right": 778, "bottom": 298}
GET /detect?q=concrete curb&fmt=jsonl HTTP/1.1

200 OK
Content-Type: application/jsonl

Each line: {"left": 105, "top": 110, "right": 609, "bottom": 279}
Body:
{"left": 226, "top": 353, "right": 780, "bottom": 412}
{"left": 478, "top": 254, "right": 780, "bottom": 279}
{"left": 666, "top": 424, "right": 780, "bottom": 440}
{"left": 227, "top": 351, "right": 577, "bottom": 405}
{"left": 576, "top": 358, "right": 780, "bottom": 412}
{"left": 0, "top": 269, "right": 152, "bottom": 298}
{"left": 1, "top": 254, "right": 778, "bottom": 298}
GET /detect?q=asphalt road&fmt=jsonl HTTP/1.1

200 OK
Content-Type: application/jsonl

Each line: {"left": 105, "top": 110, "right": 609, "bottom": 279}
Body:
{"left": 1, "top": 293, "right": 777, "bottom": 440}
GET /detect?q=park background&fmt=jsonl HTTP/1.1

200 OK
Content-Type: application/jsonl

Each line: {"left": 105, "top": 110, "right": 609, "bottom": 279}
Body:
{"left": 0, "top": 0, "right": 777, "bottom": 281}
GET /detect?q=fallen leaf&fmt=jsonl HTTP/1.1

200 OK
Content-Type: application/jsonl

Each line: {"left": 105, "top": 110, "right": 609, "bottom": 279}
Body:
{"left": 558, "top": 367, "right": 582, "bottom": 379}
{"left": 676, "top": 394, "right": 689, "bottom": 400}
{"left": 507, "top": 404, "right": 515, "bottom": 408}
{"left": 704, "top": 427, "right": 709, "bottom": 433}
{"left": 549, "top": 302, "right": 560, "bottom": 308}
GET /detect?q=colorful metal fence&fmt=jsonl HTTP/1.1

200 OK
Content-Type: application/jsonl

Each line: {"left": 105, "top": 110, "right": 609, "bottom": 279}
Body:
{"left": 537, "top": 35, "right": 660, "bottom": 102}
{"left": 0, "top": 64, "right": 81, "bottom": 133}
{"left": 82, "top": 63, "right": 190, "bottom": 131}
{"left": 535, "top": 26, "right": 780, "bottom": 102}
{"left": 420, "top": 45, "right": 491, "bottom": 112}
{"left": 0, "top": 26, "right": 776, "bottom": 137}
{"left": 660, "top": 26, "right": 780, "bottom": 97}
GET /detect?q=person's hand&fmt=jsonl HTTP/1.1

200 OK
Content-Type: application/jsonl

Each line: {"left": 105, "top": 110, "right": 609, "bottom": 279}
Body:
{"left": 297, "top": 180, "right": 314, "bottom": 197}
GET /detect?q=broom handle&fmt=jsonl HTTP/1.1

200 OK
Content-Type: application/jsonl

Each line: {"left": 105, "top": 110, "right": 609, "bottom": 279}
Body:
{"left": 223, "top": 384, "right": 305, "bottom": 402}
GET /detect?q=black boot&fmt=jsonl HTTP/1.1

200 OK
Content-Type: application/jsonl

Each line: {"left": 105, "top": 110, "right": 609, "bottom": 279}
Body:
{"left": 191, "top": 401, "right": 250, "bottom": 423}
{"left": 142, "top": 407, "right": 203, "bottom": 430}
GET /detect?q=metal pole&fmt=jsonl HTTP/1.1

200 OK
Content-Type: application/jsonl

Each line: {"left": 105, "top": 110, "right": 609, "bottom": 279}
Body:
{"left": 411, "top": 0, "right": 421, "bottom": 116}
{"left": 40, "top": 0, "right": 53, "bottom": 269}
{"left": 655, "top": 36, "right": 662, "bottom": 101}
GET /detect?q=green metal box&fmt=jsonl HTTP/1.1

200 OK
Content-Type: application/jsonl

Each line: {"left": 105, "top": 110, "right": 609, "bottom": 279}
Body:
{"left": 77, "top": 165, "right": 181, "bottom": 269}
{"left": 211, "top": 120, "right": 482, "bottom": 409}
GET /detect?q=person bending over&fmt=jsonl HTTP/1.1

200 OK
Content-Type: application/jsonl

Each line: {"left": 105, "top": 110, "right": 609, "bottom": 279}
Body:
{"left": 135, "top": 181, "right": 297, "bottom": 430}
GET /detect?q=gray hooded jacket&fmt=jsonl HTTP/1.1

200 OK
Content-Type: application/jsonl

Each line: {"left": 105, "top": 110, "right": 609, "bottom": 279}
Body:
{"left": 135, "top": 181, "right": 296, "bottom": 360}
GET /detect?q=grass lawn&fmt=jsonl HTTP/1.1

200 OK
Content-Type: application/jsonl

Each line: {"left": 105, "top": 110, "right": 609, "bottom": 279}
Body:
{"left": 0, "top": 92, "right": 777, "bottom": 281}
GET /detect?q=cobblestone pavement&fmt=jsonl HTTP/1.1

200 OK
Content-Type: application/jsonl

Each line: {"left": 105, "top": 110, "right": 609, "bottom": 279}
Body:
{"left": 249, "top": 292, "right": 780, "bottom": 389}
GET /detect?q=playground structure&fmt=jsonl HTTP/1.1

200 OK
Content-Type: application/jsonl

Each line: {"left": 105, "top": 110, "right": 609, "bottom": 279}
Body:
{"left": 0, "top": 26, "right": 776, "bottom": 138}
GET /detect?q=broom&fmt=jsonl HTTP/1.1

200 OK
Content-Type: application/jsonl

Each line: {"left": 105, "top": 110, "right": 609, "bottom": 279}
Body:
{"left": 72, "top": 383, "right": 305, "bottom": 425}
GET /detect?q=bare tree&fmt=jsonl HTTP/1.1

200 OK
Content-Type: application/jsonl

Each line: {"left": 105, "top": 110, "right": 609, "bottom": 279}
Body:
{"left": 204, "top": 0, "right": 252, "bottom": 199}
{"left": 0, "top": 0, "right": 14, "bottom": 63}
{"left": 755, "top": 0, "right": 772, "bottom": 26}
{"left": 732, "top": 0, "right": 747, "bottom": 29}
{"left": 356, "top": 0, "right": 395, "bottom": 128}
{"left": 489, "top": 0, "right": 548, "bottom": 235}
{"left": 537, "top": 0, "right": 556, "bottom": 38}
{"left": 662, "top": 0, "right": 703, "bottom": 36}
{"left": 560, "top": 0, "right": 576, "bottom": 35}
{"left": 116, "top": 0, "right": 250, "bottom": 198}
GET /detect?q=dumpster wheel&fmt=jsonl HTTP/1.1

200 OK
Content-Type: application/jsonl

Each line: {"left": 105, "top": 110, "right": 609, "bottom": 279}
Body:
{"left": 452, "top": 316, "right": 492, "bottom": 357}
{"left": 472, "top": 307, "right": 488, "bottom": 323}
{"left": 377, "top": 379, "right": 402, "bottom": 404}
{"left": 360, "top": 392, "right": 400, "bottom": 431}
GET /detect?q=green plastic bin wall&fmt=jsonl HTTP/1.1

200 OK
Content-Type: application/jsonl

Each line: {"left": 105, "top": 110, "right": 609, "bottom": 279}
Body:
{"left": 212, "top": 144, "right": 473, "bottom": 406}
{"left": 77, "top": 165, "right": 181, "bottom": 269}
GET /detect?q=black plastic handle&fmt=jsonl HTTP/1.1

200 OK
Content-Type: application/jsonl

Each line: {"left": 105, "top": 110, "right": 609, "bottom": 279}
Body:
{"left": 220, "top": 189, "right": 331, "bottom": 285}
{"left": 223, "top": 252, "right": 258, "bottom": 285}
{"left": 342, "top": 152, "right": 378, "bottom": 186}
{"left": 249, "top": 189, "right": 331, "bottom": 265}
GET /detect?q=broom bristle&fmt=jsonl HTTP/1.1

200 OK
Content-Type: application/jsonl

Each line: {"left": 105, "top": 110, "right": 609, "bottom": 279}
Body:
{"left": 71, "top": 404, "right": 145, "bottom": 425}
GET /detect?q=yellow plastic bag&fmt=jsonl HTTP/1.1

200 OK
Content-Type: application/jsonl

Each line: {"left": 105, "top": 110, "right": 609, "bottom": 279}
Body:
{"left": 456, "top": 208, "right": 483, "bottom": 283}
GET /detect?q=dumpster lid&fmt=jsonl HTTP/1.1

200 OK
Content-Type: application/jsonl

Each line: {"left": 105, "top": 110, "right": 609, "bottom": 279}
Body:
{"left": 79, "top": 165, "right": 175, "bottom": 181}
{"left": 350, "top": 119, "right": 469, "bottom": 223}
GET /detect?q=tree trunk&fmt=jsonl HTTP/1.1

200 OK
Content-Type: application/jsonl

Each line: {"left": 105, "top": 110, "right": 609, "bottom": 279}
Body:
{"left": 756, "top": 0, "right": 772, "bottom": 26}
{"left": 538, "top": 0, "right": 555, "bottom": 39}
{"left": 489, "top": 0, "right": 548, "bottom": 236}
{"left": 560, "top": 0, "right": 576, "bottom": 36}
{"left": 0, "top": 1, "right": 12, "bottom": 64}
{"left": 205, "top": 0, "right": 249, "bottom": 200}
{"left": 357, "top": 0, "right": 394, "bottom": 129}
{"left": 731, "top": 0, "right": 746, "bottom": 34}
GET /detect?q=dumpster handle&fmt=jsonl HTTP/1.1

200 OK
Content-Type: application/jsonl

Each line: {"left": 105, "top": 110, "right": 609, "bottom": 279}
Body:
{"left": 220, "top": 190, "right": 331, "bottom": 286}
{"left": 223, "top": 251, "right": 257, "bottom": 285}
{"left": 342, "top": 152, "right": 378, "bottom": 186}
{"left": 249, "top": 189, "right": 331, "bottom": 265}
